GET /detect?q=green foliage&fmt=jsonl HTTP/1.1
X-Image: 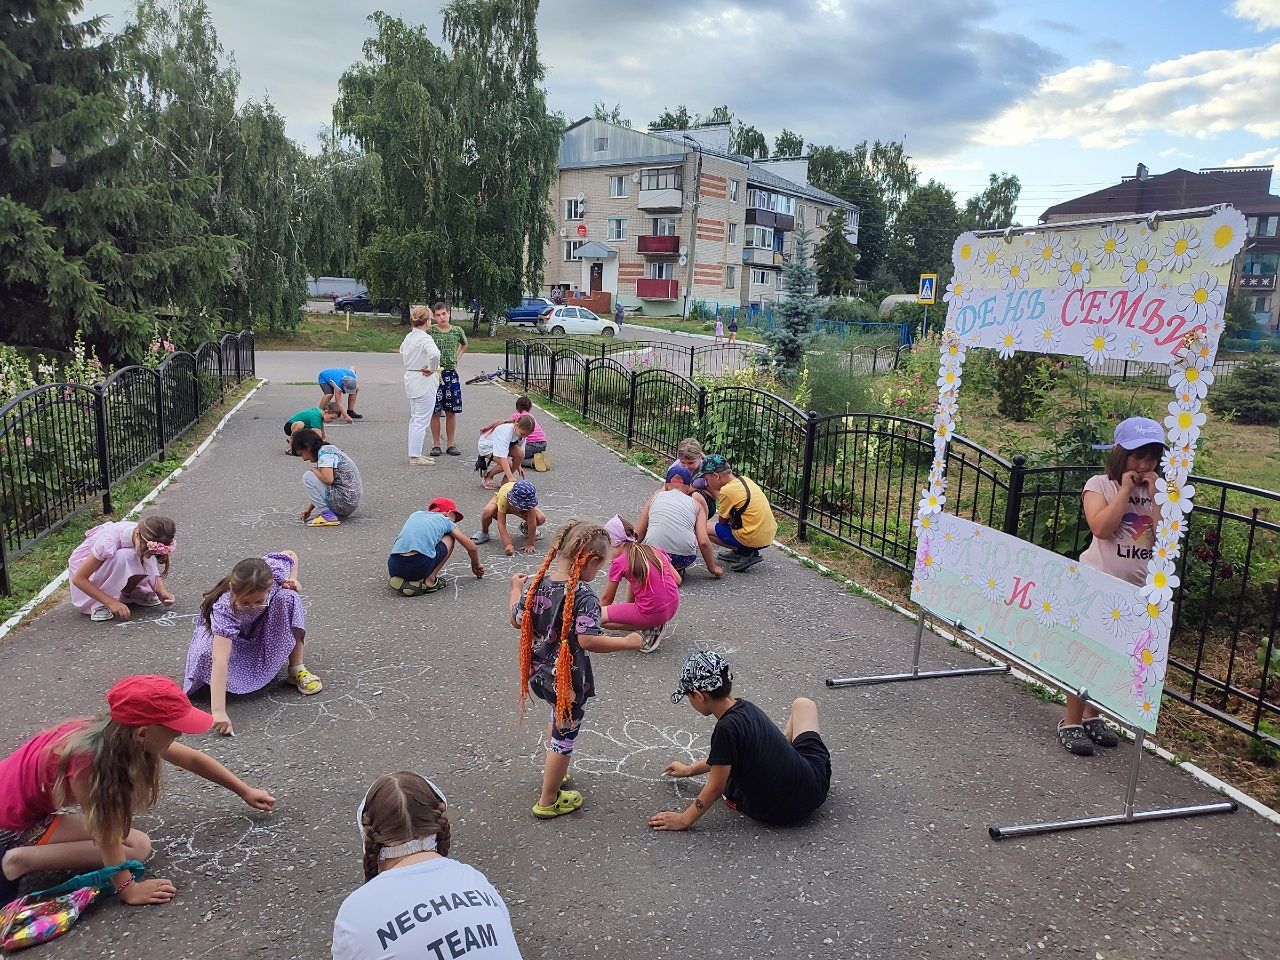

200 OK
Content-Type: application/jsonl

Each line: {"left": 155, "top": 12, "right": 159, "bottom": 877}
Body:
{"left": 995, "top": 352, "right": 1049, "bottom": 422}
{"left": 806, "top": 148, "right": 888, "bottom": 275}
{"left": 1224, "top": 294, "right": 1258, "bottom": 338}
{"left": 649, "top": 104, "right": 692, "bottom": 130}
{"left": 960, "top": 172, "right": 1021, "bottom": 231}
{"left": 774, "top": 129, "right": 804, "bottom": 157}
{"left": 1209, "top": 356, "right": 1280, "bottom": 426}
{"left": 801, "top": 351, "right": 875, "bottom": 416}
{"left": 731, "top": 122, "right": 769, "bottom": 159}
{"left": 887, "top": 180, "right": 961, "bottom": 288}
{"left": 765, "top": 227, "right": 819, "bottom": 382}
{"left": 879, "top": 333, "right": 941, "bottom": 420}
{"left": 300, "top": 131, "right": 381, "bottom": 281}
{"left": 814, "top": 209, "right": 860, "bottom": 296}
{"left": 1026, "top": 360, "right": 1149, "bottom": 464}
{"left": 823, "top": 298, "right": 879, "bottom": 325}
{"left": 591, "top": 102, "right": 629, "bottom": 126}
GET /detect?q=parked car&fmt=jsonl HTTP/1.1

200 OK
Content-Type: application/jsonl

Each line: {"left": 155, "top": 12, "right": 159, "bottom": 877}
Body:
{"left": 333, "top": 293, "right": 399, "bottom": 314}
{"left": 536, "top": 305, "right": 619, "bottom": 337}
{"left": 504, "top": 296, "right": 555, "bottom": 324}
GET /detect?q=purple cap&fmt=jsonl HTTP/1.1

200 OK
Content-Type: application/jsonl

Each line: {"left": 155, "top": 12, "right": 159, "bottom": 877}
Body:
{"left": 666, "top": 464, "right": 693, "bottom": 484}
{"left": 1113, "top": 417, "right": 1165, "bottom": 450}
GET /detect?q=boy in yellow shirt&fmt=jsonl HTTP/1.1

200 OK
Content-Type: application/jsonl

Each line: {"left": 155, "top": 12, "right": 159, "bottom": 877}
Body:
{"left": 696, "top": 455, "right": 776, "bottom": 572}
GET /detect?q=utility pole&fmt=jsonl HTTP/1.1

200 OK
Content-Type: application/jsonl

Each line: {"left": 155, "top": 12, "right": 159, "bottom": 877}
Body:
{"left": 682, "top": 134, "right": 703, "bottom": 317}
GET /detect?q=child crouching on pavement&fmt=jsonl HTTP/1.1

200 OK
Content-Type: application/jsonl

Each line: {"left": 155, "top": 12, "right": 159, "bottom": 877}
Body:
{"left": 510, "top": 521, "right": 647, "bottom": 820}
{"left": 388, "top": 497, "right": 484, "bottom": 597}
{"left": 474, "top": 479, "right": 545, "bottom": 555}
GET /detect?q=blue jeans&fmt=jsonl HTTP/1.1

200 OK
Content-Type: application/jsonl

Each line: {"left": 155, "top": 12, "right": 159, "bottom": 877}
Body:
{"left": 715, "top": 520, "right": 760, "bottom": 557}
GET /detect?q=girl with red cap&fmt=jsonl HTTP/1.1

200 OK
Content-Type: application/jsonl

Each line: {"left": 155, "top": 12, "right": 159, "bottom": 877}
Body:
{"left": 0, "top": 675, "right": 275, "bottom": 908}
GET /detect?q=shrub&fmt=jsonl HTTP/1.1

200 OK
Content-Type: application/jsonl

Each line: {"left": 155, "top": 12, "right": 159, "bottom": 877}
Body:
{"left": 801, "top": 351, "right": 876, "bottom": 416}
{"left": 823, "top": 298, "right": 879, "bottom": 325}
{"left": 995, "top": 353, "right": 1052, "bottom": 421}
{"left": 879, "top": 333, "right": 942, "bottom": 421}
{"left": 1208, "top": 356, "right": 1280, "bottom": 426}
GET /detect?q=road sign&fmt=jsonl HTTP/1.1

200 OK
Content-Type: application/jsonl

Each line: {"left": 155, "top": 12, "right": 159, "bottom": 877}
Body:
{"left": 917, "top": 273, "right": 937, "bottom": 305}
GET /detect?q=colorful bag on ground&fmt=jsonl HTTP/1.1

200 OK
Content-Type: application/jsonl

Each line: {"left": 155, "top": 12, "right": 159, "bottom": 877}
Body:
{"left": 0, "top": 860, "right": 143, "bottom": 953}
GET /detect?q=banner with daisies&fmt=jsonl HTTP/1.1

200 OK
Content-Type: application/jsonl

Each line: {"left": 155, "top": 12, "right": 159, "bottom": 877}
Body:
{"left": 914, "top": 207, "right": 1243, "bottom": 733}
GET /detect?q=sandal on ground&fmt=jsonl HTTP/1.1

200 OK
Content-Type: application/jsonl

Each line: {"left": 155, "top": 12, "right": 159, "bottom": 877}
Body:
{"left": 288, "top": 667, "right": 324, "bottom": 695}
{"left": 90, "top": 606, "right": 115, "bottom": 622}
{"left": 472, "top": 531, "right": 491, "bottom": 545}
{"left": 421, "top": 576, "right": 449, "bottom": 595}
{"left": 446, "top": 446, "right": 462, "bottom": 456}
{"left": 307, "top": 510, "right": 342, "bottom": 526}
{"left": 1082, "top": 717, "right": 1120, "bottom": 748}
{"left": 640, "top": 624, "right": 670, "bottom": 653}
{"left": 481, "top": 479, "right": 498, "bottom": 490}
{"left": 532, "top": 789, "right": 583, "bottom": 819}
{"left": 429, "top": 446, "right": 443, "bottom": 457}
{"left": 1057, "top": 722, "right": 1095, "bottom": 756}
{"left": 393, "top": 577, "right": 427, "bottom": 597}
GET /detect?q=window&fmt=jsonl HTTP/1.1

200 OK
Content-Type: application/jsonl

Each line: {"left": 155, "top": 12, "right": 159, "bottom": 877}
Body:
{"left": 647, "top": 261, "right": 676, "bottom": 280}
{"left": 751, "top": 268, "right": 769, "bottom": 286}
{"left": 594, "top": 136, "right": 609, "bottom": 151}
{"left": 816, "top": 208, "right": 827, "bottom": 227}
{"left": 777, "top": 195, "right": 795, "bottom": 216}
{"left": 1250, "top": 296, "right": 1271, "bottom": 313}
{"left": 607, "top": 217, "right": 627, "bottom": 241}
{"left": 775, "top": 272, "right": 783, "bottom": 290}
{"left": 725, "top": 266, "right": 736, "bottom": 289}
{"left": 563, "top": 240, "right": 585, "bottom": 261}
{"left": 563, "top": 198, "right": 584, "bottom": 221}
{"left": 651, "top": 217, "right": 678, "bottom": 236}
{"left": 1247, "top": 215, "right": 1279, "bottom": 238}
{"left": 641, "top": 168, "right": 682, "bottom": 191}
{"left": 797, "top": 205, "right": 806, "bottom": 227}
{"left": 1243, "top": 252, "right": 1279, "bottom": 275}
{"left": 727, "top": 223, "right": 738, "bottom": 245}
{"left": 609, "top": 175, "right": 627, "bottom": 198}
{"left": 728, "top": 179, "right": 740, "bottom": 202}
{"left": 745, "top": 225, "right": 774, "bottom": 249}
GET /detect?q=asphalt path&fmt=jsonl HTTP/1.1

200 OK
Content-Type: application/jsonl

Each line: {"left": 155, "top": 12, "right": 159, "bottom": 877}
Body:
{"left": 1, "top": 349, "right": 1277, "bottom": 959}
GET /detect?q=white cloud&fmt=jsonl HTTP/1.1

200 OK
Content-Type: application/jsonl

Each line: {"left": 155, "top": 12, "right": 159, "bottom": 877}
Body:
{"left": 1233, "top": 0, "right": 1280, "bottom": 30}
{"left": 1222, "top": 147, "right": 1280, "bottom": 167}
{"left": 978, "top": 42, "right": 1280, "bottom": 148}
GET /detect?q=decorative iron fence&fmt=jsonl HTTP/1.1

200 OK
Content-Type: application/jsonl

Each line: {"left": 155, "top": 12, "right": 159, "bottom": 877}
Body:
{"left": 504, "top": 338, "right": 1280, "bottom": 746}
{"left": 691, "top": 300, "right": 914, "bottom": 346}
{"left": 504, "top": 337, "right": 765, "bottom": 382}
{"left": 0, "top": 331, "right": 256, "bottom": 595}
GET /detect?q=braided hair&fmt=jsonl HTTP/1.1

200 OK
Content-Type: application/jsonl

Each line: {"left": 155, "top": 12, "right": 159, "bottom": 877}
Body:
{"left": 358, "top": 772, "right": 451, "bottom": 883}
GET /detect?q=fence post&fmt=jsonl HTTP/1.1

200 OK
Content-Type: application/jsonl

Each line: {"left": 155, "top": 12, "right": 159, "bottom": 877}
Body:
{"left": 797, "top": 411, "right": 819, "bottom": 541}
{"left": 523, "top": 344, "right": 531, "bottom": 393}
{"left": 154, "top": 370, "right": 167, "bottom": 461}
{"left": 233, "top": 336, "right": 242, "bottom": 383}
{"left": 697, "top": 385, "right": 708, "bottom": 422}
{"left": 548, "top": 352, "right": 557, "bottom": 403}
{"left": 582, "top": 360, "right": 591, "bottom": 419}
{"left": 1002, "top": 454, "right": 1026, "bottom": 536}
{"left": 0, "top": 523, "right": 9, "bottom": 596}
{"left": 688, "top": 346, "right": 696, "bottom": 380}
{"left": 93, "top": 384, "right": 113, "bottom": 515}
{"left": 247, "top": 331, "right": 256, "bottom": 377}
{"left": 215, "top": 342, "right": 225, "bottom": 397}
{"left": 625, "top": 372, "right": 637, "bottom": 448}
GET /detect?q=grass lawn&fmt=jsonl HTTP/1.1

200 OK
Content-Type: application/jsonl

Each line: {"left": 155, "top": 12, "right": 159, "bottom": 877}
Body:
{"left": 627, "top": 315, "right": 766, "bottom": 344}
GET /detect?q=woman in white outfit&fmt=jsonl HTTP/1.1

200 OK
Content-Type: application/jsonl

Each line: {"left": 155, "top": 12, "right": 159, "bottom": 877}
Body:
{"left": 401, "top": 306, "right": 442, "bottom": 466}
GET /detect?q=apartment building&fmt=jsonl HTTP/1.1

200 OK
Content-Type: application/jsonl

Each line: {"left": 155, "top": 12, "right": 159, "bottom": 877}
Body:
{"left": 1042, "top": 163, "right": 1280, "bottom": 331}
{"left": 542, "top": 119, "right": 859, "bottom": 316}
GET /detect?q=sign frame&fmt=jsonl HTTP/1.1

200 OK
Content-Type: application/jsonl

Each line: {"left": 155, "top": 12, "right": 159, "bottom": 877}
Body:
{"left": 917, "top": 273, "right": 938, "bottom": 305}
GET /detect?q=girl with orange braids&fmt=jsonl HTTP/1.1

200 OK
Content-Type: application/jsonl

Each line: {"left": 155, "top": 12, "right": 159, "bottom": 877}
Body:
{"left": 509, "top": 520, "right": 645, "bottom": 819}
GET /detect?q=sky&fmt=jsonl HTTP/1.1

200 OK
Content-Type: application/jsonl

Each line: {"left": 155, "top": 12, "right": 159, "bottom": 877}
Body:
{"left": 81, "top": 0, "right": 1280, "bottom": 224}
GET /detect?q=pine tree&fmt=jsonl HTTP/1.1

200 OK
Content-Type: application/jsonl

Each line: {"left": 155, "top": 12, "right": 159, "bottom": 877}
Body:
{"left": 767, "top": 227, "right": 820, "bottom": 382}
{"left": 814, "top": 209, "right": 860, "bottom": 296}
{"left": 0, "top": 0, "right": 233, "bottom": 362}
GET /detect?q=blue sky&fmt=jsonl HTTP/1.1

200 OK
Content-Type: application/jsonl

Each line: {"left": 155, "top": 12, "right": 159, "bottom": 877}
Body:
{"left": 82, "top": 1, "right": 1280, "bottom": 223}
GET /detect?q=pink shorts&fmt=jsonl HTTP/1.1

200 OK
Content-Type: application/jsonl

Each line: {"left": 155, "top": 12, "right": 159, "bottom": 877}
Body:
{"left": 604, "top": 602, "right": 677, "bottom": 630}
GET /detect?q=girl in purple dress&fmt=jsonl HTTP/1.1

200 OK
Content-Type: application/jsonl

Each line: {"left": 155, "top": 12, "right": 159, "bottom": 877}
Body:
{"left": 67, "top": 515, "right": 177, "bottom": 621}
{"left": 183, "top": 550, "right": 322, "bottom": 736}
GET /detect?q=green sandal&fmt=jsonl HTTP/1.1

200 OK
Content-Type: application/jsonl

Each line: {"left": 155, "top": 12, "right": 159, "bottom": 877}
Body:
{"left": 532, "top": 789, "right": 582, "bottom": 819}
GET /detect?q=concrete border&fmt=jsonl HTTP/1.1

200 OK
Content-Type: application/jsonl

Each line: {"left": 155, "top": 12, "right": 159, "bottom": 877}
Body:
{"left": 0, "top": 379, "right": 267, "bottom": 643}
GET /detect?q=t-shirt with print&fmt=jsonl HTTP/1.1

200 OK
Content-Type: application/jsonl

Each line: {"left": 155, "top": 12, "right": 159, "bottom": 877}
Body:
{"left": 707, "top": 699, "right": 828, "bottom": 825}
{"left": 317, "top": 444, "right": 363, "bottom": 514}
{"left": 1078, "top": 474, "right": 1158, "bottom": 586}
{"left": 287, "top": 407, "right": 325, "bottom": 431}
{"left": 512, "top": 578, "right": 599, "bottom": 708}
{"left": 715, "top": 477, "right": 777, "bottom": 550}
{"left": 429, "top": 326, "right": 468, "bottom": 370}
{"left": 331, "top": 856, "right": 522, "bottom": 960}
{"left": 0, "top": 719, "right": 92, "bottom": 831}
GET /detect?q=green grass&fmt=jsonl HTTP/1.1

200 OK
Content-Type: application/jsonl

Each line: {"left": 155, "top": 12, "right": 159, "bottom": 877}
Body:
{"left": 627, "top": 315, "right": 765, "bottom": 344}
{"left": 0, "top": 381, "right": 258, "bottom": 623}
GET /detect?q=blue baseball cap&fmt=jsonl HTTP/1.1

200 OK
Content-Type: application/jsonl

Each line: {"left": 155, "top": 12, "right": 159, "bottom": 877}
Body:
{"left": 1113, "top": 417, "right": 1165, "bottom": 450}
{"left": 666, "top": 464, "right": 693, "bottom": 484}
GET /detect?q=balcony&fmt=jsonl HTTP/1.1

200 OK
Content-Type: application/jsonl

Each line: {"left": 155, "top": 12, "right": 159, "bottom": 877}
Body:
{"left": 746, "top": 208, "right": 776, "bottom": 228}
{"left": 774, "top": 212, "right": 795, "bottom": 231}
{"left": 741, "top": 247, "right": 776, "bottom": 267}
{"left": 637, "top": 188, "right": 683, "bottom": 212}
{"left": 637, "top": 278, "right": 680, "bottom": 300}
{"left": 1240, "top": 274, "right": 1276, "bottom": 291}
{"left": 637, "top": 235, "right": 681, "bottom": 255}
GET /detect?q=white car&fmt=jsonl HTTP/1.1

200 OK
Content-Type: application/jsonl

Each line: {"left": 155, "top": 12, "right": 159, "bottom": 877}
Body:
{"left": 536, "top": 305, "right": 619, "bottom": 337}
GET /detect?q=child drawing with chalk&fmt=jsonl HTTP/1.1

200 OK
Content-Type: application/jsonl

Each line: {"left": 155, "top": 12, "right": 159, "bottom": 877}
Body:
{"left": 68, "top": 515, "right": 178, "bottom": 622}
{"left": 0, "top": 675, "right": 274, "bottom": 908}
{"left": 474, "top": 479, "right": 545, "bottom": 555}
{"left": 599, "top": 515, "right": 681, "bottom": 653}
{"left": 1060, "top": 416, "right": 1164, "bottom": 757}
{"left": 510, "top": 521, "right": 646, "bottom": 820}
{"left": 183, "top": 551, "right": 321, "bottom": 737}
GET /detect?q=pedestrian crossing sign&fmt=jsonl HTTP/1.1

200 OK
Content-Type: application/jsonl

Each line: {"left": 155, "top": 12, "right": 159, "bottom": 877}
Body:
{"left": 917, "top": 274, "right": 937, "bottom": 305}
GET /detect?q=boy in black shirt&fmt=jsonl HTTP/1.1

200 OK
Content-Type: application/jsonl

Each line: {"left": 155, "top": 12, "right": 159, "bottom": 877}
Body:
{"left": 650, "top": 651, "right": 831, "bottom": 830}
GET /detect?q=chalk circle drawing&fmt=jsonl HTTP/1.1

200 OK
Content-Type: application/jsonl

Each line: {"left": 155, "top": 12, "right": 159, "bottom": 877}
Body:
{"left": 143, "top": 811, "right": 280, "bottom": 876}
{"left": 230, "top": 505, "right": 299, "bottom": 529}
{"left": 527, "top": 719, "right": 710, "bottom": 800}
{"left": 261, "top": 662, "right": 430, "bottom": 740}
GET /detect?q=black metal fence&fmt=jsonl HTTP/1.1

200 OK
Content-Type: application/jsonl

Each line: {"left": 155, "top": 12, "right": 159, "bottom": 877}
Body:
{"left": 505, "top": 337, "right": 766, "bottom": 382}
{"left": 505, "top": 338, "right": 1280, "bottom": 746}
{"left": 0, "top": 331, "right": 256, "bottom": 595}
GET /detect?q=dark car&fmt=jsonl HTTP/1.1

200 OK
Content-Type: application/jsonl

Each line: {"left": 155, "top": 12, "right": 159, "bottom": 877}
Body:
{"left": 503, "top": 296, "right": 555, "bottom": 325}
{"left": 333, "top": 293, "right": 399, "bottom": 314}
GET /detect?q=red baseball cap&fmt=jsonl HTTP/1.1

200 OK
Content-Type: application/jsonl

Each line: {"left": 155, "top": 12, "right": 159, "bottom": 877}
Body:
{"left": 428, "top": 497, "right": 463, "bottom": 521}
{"left": 106, "top": 676, "right": 213, "bottom": 735}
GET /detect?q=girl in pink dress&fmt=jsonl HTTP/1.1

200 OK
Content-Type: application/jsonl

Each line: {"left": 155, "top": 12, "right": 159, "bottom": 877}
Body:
{"left": 599, "top": 515, "right": 681, "bottom": 652}
{"left": 67, "top": 515, "right": 177, "bottom": 621}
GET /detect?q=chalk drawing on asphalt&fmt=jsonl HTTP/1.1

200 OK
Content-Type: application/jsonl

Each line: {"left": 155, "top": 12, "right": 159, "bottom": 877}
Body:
{"left": 146, "top": 812, "right": 280, "bottom": 875}
{"left": 230, "top": 506, "right": 298, "bottom": 529}
{"left": 113, "top": 609, "right": 197, "bottom": 630}
{"left": 261, "top": 662, "right": 430, "bottom": 741}
{"left": 527, "top": 719, "right": 710, "bottom": 800}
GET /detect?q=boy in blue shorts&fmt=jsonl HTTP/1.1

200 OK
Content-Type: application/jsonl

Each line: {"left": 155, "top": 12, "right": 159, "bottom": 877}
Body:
{"left": 318, "top": 367, "right": 360, "bottom": 421}
{"left": 388, "top": 497, "right": 485, "bottom": 596}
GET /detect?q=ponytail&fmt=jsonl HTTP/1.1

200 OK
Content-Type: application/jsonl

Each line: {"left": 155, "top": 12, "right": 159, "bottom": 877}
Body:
{"left": 200, "top": 557, "right": 272, "bottom": 628}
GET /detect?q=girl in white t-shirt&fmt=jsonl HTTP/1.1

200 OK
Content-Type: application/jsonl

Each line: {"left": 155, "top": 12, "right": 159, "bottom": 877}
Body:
{"left": 1061, "top": 417, "right": 1164, "bottom": 756}
{"left": 333, "top": 772, "right": 522, "bottom": 960}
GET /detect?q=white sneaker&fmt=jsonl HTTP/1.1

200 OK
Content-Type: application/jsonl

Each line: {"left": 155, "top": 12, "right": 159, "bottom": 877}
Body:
{"left": 409, "top": 456, "right": 435, "bottom": 466}
{"left": 124, "top": 591, "right": 162, "bottom": 607}
{"left": 90, "top": 606, "right": 114, "bottom": 622}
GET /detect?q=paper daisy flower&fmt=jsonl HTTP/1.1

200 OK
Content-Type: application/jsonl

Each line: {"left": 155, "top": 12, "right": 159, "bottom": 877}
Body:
{"left": 1138, "top": 697, "right": 1157, "bottom": 720}
{"left": 943, "top": 274, "right": 972, "bottom": 304}
{"left": 1032, "top": 320, "right": 1062, "bottom": 352}
{"left": 1083, "top": 331, "right": 1116, "bottom": 367}
{"left": 1169, "top": 364, "right": 1215, "bottom": 400}
{"left": 1154, "top": 476, "right": 1195, "bottom": 515}
{"left": 977, "top": 239, "right": 1004, "bottom": 278}
{"left": 1032, "top": 234, "right": 1063, "bottom": 274}
{"left": 1202, "top": 206, "right": 1248, "bottom": 266}
{"left": 1027, "top": 647, "right": 1044, "bottom": 666}
{"left": 1176, "top": 271, "right": 1225, "bottom": 325}
{"left": 941, "top": 335, "right": 967, "bottom": 364}
{"left": 1120, "top": 242, "right": 1162, "bottom": 293}
{"left": 918, "top": 488, "right": 946, "bottom": 515}
{"left": 1155, "top": 515, "right": 1184, "bottom": 544}
{"left": 960, "top": 570, "right": 974, "bottom": 586}
{"left": 1033, "top": 589, "right": 1062, "bottom": 626}
{"left": 1102, "top": 593, "right": 1131, "bottom": 637}
{"left": 916, "top": 540, "right": 939, "bottom": 580}
{"left": 1000, "top": 254, "right": 1031, "bottom": 291}
{"left": 1123, "top": 337, "right": 1143, "bottom": 359}
{"left": 952, "top": 232, "right": 979, "bottom": 268}
{"left": 1152, "top": 539, "right": 1180, "bottom": 564}
{"left": 996, "top": 325, "right": 1022, "bottom": 359}
{"left": 1095, "top": 223, "right": 1128, "bottom": 269}
{"left": 1064, "top": 560, "right": 1081, "bottom": 581}
{"left": 972, "top": 622, "right": 988, "bottom": 640}
{"left": 1160, "top": 445, "right": 1194, "bottom": 477}
{"left": 1160, "top": 222, "right": 1200, "bottom": 273}
{"left": 1066, "top": 611, "right": 1082, "bottom": 630}
{"left": 1141, "top": 561, "right": 1180, "bottom": 604}
{"left": 936, "top": 367, "right": 962, "bottom": 392}
{"left": 934, "top": 420, "right": 954, "bottom": 445}
{"left": 913, "top": 512, "right": 936, "bottom": 536}
{"left": 980, "top": 575, "right": 1005, "bottom": 601}
{"left": 1127, "top": 629, "right": 1166, "bottom": 684}
{"left": 1134, "top": 598, "right": 1172, "bottom": 635}
{"left": 1057, "top": 247, "right": 1091, "bottom": 290}
{"left": 1164, "top": 400, "right": 1206, "bottom": 446}
{"left": 911, "top": 577, "right": 924, "bottom": 597}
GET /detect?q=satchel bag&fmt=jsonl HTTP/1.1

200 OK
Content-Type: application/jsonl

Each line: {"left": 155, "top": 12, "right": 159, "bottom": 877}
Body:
{"left": 727, "top": 478, "right": 753, "bottom": 531}
{"left": 0, "top": 860, "right": 144, "bottom": 953}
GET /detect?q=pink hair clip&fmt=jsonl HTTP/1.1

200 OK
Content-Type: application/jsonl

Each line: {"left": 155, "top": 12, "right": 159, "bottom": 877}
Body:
{"left": 146, "top": 540, "right": 174, "bottom": 556}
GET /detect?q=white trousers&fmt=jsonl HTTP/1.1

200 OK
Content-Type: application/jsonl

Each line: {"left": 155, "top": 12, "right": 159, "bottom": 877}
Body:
{"left": 407, "top": 392, "right": 437, "bottom": 457}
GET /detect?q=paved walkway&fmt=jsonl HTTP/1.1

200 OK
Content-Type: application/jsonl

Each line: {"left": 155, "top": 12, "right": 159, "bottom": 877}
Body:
{"left": 2, "top": 349, "right": 1277, "bottom": 960}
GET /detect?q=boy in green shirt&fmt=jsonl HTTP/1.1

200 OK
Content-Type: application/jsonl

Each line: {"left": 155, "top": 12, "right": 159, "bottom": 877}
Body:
{"left": 428, "top": 301, "right": 469, "bottom": 457}
{"left": 284, "top": 404, "right": 339, "bottom": 453}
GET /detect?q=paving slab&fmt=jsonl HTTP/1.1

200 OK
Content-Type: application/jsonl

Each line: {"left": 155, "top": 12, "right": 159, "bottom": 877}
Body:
{"left": 1, "top": 349, "right": 1277, "bottom": 960}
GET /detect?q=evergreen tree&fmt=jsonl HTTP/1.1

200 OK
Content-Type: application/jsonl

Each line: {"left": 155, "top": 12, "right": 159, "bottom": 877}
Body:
{"left": 0, "top": 0, "right": 233, "bottom": 362}
{"left": 767, "top": 227, "right": 819, "bottom": 382}
{"left": 814, "top": 209, "right": 859, "bottom": 296}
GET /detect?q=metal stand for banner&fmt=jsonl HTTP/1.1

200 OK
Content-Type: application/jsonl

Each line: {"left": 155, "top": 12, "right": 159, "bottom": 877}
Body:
{"left": 826, "top": 612, "right": 1239, "bottom": 839}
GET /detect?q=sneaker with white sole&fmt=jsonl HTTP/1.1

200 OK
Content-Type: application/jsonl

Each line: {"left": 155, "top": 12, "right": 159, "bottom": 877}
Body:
{"left": 90, "top": 606, "right": 114, "bottom": 622}
{"left": 123, "top": 591, "right": 163, "bottom": 607}
{"left": 472, "top": 531, "right": 491, "bottom": 545}
{"left": 639, "top": 625, "right": 668, "bottom": 653}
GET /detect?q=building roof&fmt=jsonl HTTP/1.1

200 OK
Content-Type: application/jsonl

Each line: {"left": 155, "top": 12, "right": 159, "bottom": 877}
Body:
{"left": 1041, "top": 166, "right": 1280, "bottom": 221}
{"left": 744, "top": 161, "right": 852, "bottom": 210}
{"left": 575, "top": 241, "right": 616, "bottom": 259}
